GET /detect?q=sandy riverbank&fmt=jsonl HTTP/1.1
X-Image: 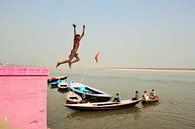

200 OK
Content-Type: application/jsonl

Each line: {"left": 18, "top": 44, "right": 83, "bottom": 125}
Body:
{"left": 77, "top": 67, "right": 195, "bottom": 73}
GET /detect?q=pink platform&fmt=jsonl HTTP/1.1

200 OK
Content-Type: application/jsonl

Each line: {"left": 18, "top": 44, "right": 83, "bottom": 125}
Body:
{"left": 0, "top": 67, "right": 49, "bottom": 129}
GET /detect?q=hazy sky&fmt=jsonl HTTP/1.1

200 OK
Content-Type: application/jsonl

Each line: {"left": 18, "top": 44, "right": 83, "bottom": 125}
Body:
{"left": 0, "top": 0, "right": 195, "bottom": 68}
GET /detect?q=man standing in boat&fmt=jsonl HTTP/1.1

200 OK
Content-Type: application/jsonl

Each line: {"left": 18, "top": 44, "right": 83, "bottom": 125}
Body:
{"left": 56, "top": 24, "right": 85, "bottom": 69}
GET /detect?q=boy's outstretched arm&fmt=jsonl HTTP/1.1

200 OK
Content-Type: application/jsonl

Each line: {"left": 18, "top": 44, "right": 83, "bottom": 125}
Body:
{"left": 80, "top": 25, "right": 85, "bottom": 39}
{"left": 73, "top": 24, "right": 76, "bottom": 36}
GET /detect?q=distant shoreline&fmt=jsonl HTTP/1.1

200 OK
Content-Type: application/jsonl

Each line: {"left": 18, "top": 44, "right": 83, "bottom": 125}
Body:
{"left": 1, "top": 65, "right": 194, "bottom": 73}
{"left": 79, "top": 67, "right": 195, "bottom": 72}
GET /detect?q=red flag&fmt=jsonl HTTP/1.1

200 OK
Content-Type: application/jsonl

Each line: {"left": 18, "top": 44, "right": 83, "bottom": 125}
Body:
{"left": 95, "top": 51, "right": 100, "bottom": 63}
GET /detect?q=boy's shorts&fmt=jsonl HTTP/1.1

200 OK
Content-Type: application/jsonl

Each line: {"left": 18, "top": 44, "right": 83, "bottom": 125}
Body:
{"left": 69, "top": 50, "right": 78, "bottom": 58}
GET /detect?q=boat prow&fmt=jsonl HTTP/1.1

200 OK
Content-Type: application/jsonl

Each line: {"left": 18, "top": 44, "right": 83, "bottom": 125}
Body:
{"left": 65, "top": 91, "right": 82, "bottom": 104}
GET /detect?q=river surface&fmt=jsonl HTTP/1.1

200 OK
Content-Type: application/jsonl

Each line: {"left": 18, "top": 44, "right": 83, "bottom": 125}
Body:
{"left": 47, "top": 69, "right": 195, "bottom": 129}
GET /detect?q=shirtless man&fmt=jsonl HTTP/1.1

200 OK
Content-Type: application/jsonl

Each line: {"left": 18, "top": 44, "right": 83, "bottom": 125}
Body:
{"left": 56, "top": 24, "right": 85, "bottom": 68}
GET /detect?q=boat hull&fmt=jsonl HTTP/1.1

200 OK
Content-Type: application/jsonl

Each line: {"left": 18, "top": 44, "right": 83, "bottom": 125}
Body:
{"left": 48, "top": 75, "right": 68, "bottom": 83}
{"left": 58, "top": 82, "right": 68, "bottom": 89}
{"left": 64, "top": 99, "right": 141, "bottom": 111}
{"left": 142, "top": 96, "right": 159, "bottom": 104}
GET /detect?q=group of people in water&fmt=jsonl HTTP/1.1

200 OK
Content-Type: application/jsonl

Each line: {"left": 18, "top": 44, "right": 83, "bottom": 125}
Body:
{"left": 113, "top": 89, "right": 157, "bottom": 102}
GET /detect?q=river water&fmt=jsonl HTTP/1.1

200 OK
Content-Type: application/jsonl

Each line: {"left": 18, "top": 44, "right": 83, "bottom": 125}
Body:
{"left": 47, "top": 69, "right": 195, "bottom": 129}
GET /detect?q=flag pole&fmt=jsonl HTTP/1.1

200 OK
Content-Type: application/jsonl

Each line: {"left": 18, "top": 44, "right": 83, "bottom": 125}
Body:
{"left": 80, "top": 51, "right": 100, "bottom": 83}
{"left": 80, "top": 59, "right": 93, "bottom": 84}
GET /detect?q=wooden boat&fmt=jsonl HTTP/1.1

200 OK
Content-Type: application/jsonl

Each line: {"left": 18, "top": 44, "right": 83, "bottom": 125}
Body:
{"left": 142, "top": 96, "right": 159, "bottom": 104}
{"left": 47, "top": 75, "right": 68, "bottom": 83}
{"left": 64, "top": 99, "right": 142, "bottom": 111}
{"left": 69, "top": 82, "right": 112, "bottom": 102}
{"left": 65, "top": 91, "right": 82, "bottom": 104}
{"left": 58, "top": 81, "right": 68, "bottom": 90}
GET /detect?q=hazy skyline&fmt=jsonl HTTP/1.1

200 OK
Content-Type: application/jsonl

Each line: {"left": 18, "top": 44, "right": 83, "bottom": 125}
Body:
{"left": 0, "top": 0, "right": 195, "bottom": 68}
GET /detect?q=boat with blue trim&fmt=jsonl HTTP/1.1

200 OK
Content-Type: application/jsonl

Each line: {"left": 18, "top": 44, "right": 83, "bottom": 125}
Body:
{"left": 68, "top": 82, "right": 112, "bottom": 102}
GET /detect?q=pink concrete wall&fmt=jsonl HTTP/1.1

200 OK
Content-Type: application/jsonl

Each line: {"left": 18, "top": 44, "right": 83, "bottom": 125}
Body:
{"left": 0, "top": 67, "right": 49, "bottom": 129}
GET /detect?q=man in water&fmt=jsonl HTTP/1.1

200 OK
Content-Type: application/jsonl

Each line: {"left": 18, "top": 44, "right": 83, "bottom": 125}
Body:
{"left": 56, "top": 24, "right": 85, "bottom": 68}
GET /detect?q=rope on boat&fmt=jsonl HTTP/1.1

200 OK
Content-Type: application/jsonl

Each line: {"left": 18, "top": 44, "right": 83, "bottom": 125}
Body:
{"left": 80, "top": 59, "right": 94, "bottom": 83}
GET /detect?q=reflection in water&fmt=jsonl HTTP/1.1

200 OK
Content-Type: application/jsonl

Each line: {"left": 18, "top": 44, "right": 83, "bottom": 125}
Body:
{"left": 65, "top": 106, "right": 141, "bottom": 119}
{"left": 61, "top": 106, "right": 144, "bottom": 129}
{"left": 142, "top": 101, "right": 160, "bottom": 108}
{"left": 48, "top": 83, "right": 69, "bottom": 93}
{"left": 49, "top": 84, "right": 58, "bottom": 89}
{"left": 57, "top": 88, "right": 68, "bottom": 94}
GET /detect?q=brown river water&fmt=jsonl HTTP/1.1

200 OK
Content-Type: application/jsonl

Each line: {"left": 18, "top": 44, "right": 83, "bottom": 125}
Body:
{"left": 48, "top": 69, "right": 195, "bottom": 129}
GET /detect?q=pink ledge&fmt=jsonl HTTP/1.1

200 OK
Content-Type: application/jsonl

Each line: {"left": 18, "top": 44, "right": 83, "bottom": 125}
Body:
{"left": 0, "top": 67, "right": 49, "bottom": 76}
{"left": 0, "top": 67, "right": 49, "bottom": 129}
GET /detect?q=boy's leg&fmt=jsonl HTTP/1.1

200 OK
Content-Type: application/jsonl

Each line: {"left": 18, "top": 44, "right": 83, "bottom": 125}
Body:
{"left": 56, "top": 52, "right": 75, "bottom": 68}
{"left": 56, "top": 59, "right": 70, "bottom": 68}
{"left": 67, "top": 52, "right": 75, "bottom": 69}
{"left": 69, "top": 54, "right": 80, "bottom": 68}
{"left": 72, "top": 54, "right": 80, "bottom": 63}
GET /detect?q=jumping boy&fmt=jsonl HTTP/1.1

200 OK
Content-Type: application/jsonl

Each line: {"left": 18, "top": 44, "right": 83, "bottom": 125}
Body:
{"left": 56, "top": 24, "right": 85, "bottom": 68}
